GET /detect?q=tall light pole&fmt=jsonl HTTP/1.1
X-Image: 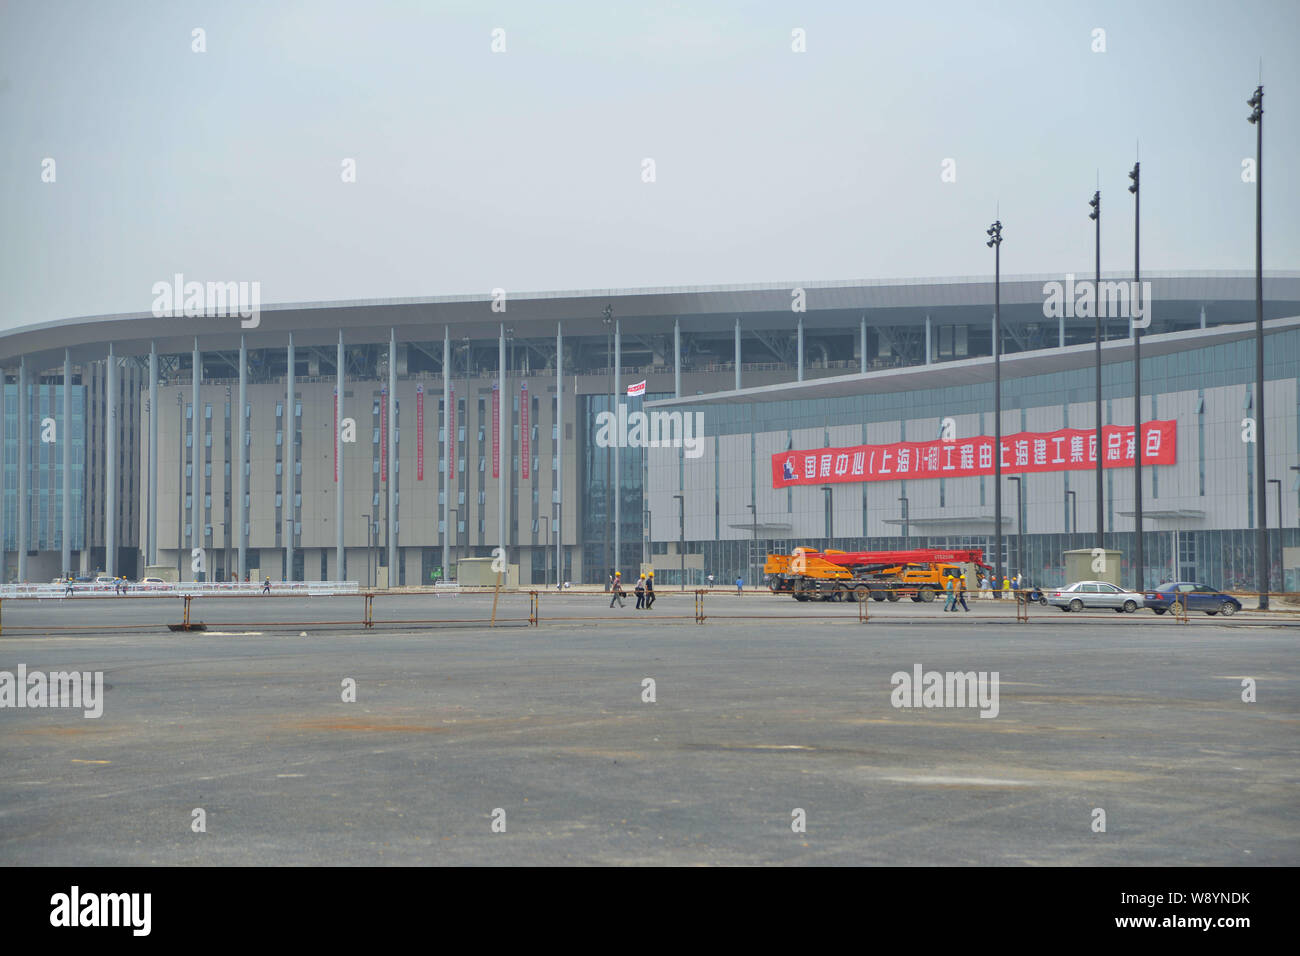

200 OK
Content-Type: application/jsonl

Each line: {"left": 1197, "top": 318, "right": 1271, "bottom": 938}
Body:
{"left": 176, "top": 392, "right": 183, "bottom": 578}
{"left": 673, "top": 493, "right": 685, "bottom": 590}
{"left": 449, "top": 507, "right": 458, "bottom": 582}
{"left": 987, "top": 220, "right": 1004, "bottom": 595}
{"left": 361, "top": 513, "right": 371, "bottom": 589}
{"left": 1129, "top": 162, "right": 1144, "bottom": 592}
{"left": 747, "top": 502, "right": 757, "bottom": 585}
{"left": 1089, "top": 190, "right": 1104, "bottom": 548}
{"left": 898, "top": 495, "right": 909, "bottom": 547}
{"left": 1008, "top": 476, "right": 1023, "bottom": 581}
{"left": 820, "top": 485, "right": 833, "bottom": 551}
{"left": 1249, "top": 85, "right": 1268, "bottom": 609}
{"left": 1268, "top": 478, "right": 1281, "bottom": 534}
{"left": 603, "top": 305, "right": 613, "bottom": 585}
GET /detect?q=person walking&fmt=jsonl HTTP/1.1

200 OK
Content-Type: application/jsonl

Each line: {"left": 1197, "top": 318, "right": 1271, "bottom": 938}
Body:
{"left": 263, "top": 577, "right": 272, "bottom": 595}
{"left": 980, "top": 574, "right": 992, "bottom": 600}
{"left": 735, "top": 575, "right": 744, "bottom": 595}
{"left": 634, "top": 575, "right": 646, "bottom": 609}
{"left": 609, "top": 572, "right": 626, "bottom": 608}
{"left": 957, "top": 574, "right": 970, "bottom": 612}
{"left": 644, "top": 572, "right": 656, "bottom": 609}
{"left": 64, "top": 576, "right": 75, "bottom": 598}
{"left": 942, "top": 574, "right": 957, "bottom": 612}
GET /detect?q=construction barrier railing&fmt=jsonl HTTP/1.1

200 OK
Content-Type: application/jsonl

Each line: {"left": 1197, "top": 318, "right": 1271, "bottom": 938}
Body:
{"left": 0, "top": 584, "right": 1293, "bottom": 636}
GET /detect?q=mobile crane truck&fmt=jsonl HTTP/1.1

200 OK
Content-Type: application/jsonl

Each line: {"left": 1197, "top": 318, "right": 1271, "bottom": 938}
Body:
{"left": 764, "top": 547, "right": 993, "bottom": 603}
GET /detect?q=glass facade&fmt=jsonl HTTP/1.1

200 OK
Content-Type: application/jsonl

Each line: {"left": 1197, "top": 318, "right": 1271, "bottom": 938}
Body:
{"left": 653, "top": 329, "right": 1300, "bottom": 591}
{"left": 580, "top": 391, "right": 672, "bottom": 579}
{"left": 3, "top": 383, "right": 86, "bottom": 557}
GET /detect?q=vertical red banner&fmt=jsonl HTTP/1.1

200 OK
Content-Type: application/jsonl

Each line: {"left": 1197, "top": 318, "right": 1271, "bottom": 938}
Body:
{"left": 520, "top": 382, "right": 529, "bottom": 479}
{"left": 333, "top": 387, "right": 338, "bottom": 482}
{"left": 491, "top": 382, "right": 500, "bottom": 479}
{"left": 380, "top": 386, "right": 388, "bottom": 482}
{"left": 416, "top": 384, "right": 425, "bottom": 481}
{"left": 448, "top": 385, "right": 456, "bottom": 479}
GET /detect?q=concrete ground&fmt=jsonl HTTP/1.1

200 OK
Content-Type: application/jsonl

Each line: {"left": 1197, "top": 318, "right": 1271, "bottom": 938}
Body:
{"left": 1, "top": 590, "right": 1296, "bottom": 865}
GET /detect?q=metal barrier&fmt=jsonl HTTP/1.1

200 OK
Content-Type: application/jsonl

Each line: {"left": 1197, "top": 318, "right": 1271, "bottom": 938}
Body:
{"left": 0, "top": 584, "right": 1296, "bottom": 636}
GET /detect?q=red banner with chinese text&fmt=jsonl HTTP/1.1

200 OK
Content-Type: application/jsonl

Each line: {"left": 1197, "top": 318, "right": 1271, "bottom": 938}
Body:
{"left": 416, "top": 384, "right": 424, "bottom": 480}
{"left": 491, "top": 383, "right": 500, "bottom": 479}
{"left": 521, "top": 382, "right": 529, "bottom": 479}
{"left": 772, "top": 421, "right": 1176, "bottom": 488}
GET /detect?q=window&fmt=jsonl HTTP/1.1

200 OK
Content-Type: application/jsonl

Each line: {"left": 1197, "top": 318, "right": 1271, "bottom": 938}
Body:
{"left": 276, "top": 403, "right": 283, "bottom": 417}
{"left": 204, "top": 404, "right": 212, "bottom": 419}
{"left": 275, "top": 462, "right": 283, "bottom": 476}
{"left": 295, "top": 402, "right": 302, "bottom": 417}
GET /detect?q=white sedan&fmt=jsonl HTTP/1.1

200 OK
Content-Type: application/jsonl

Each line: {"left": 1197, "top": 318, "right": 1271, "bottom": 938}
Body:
{"left": 1048, "top": 581, "right": 1145, "bottom": 613}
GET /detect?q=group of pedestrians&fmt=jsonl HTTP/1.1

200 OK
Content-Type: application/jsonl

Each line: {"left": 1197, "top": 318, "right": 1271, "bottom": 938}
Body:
{"left": 609, "top": 572, "right": 656, "bottom": 609}
{"left": 943, "top": 573, "right": 970, "bottom": 612}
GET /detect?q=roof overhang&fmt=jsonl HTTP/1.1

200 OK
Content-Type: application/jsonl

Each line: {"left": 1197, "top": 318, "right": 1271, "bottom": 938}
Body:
{"left": 648, "top": 315, "right": 1300, "bottom": 408}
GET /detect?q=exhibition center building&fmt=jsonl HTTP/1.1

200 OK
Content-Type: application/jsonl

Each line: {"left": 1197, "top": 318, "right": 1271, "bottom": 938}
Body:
{"left": 1, "top": 270, "right": 1298, "bottom": 589}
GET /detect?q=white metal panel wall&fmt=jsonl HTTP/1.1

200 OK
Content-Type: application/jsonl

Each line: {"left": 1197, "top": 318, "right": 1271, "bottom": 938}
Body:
{"left": 716, "top": 433, "right": 751, "bottom": 540}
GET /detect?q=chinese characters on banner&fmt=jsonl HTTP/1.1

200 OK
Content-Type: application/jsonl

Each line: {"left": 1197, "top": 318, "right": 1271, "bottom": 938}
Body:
{"left": 333, "top": 387, "right": 338, "bottom": 482}
{"left": 521, "top": 382, "right": 530, "bottom": 479}
{"left": 416, "top": 384, "right": 424, "bottom": 481}
{"left": 380, "top": 387, "right": 388, "bottom": 483}
{"left": 448, "top": 386, "right": 456, "bottom": 478}
{"left": 491, "top": 382, "right": 500, "bottom": 479}
{"left": 772, "top": 421, "right": 1177, "bottom": 488}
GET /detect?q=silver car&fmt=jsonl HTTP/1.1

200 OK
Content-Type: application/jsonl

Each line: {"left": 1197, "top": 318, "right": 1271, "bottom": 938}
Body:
{"left": 1048, "top": 580, "right": 1145, "bottom": 613}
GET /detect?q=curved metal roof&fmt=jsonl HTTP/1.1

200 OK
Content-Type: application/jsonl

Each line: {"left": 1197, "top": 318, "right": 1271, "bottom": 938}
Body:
{"left": 3, "top": 270, "right": 1298, "bottom": 369}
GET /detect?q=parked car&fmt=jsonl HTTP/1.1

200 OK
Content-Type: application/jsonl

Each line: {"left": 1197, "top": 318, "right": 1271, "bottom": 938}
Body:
{"left": 1143, "top": 582, "right": 1241, "bottom": 616}
{"left": 1048, "top": 580, "right": 1145, "bottom": 613}
{"left": 137, "top": 576, "right": 170, "bottom": 590}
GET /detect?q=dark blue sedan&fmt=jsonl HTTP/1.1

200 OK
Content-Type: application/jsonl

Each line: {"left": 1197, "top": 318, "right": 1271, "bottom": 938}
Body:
{"left": 1143, "top": 582, "right": 1242, "bottom": 616}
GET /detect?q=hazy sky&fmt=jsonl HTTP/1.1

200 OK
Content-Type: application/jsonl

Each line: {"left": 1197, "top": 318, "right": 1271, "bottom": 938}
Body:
{"left": 2, "top": 0, "right": 1297, "bottom": 329}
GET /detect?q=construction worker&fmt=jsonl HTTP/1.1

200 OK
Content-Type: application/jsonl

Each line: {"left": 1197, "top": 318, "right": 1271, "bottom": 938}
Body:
{"left": 263, "top": 577, "right": 272, "bottom": 595}
{"left": 609, "top": 572, "right": 626, "bottom": 609}
{"left": 957, "top": 574, "right": 970, "bottom": 612}
{"left": 644, "top": 572, "right": 656, "bottom": 609}
{"left": 634, "top": 575, "right": 646, "bottom": 609}
{"left": 1002, "top": 577, "right": 1011, "bottom": 594}
{"left": 943, "top": 574, "right": 957, "bottom": 611}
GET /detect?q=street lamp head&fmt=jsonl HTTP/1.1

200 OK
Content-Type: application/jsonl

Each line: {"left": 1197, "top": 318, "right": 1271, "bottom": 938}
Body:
{"left": 1128, "top": 163, "right": 1139, "bottom": 194}
{"left": 986, "top": 221, "right": 1002, "bottom": 247}
{"left": 1088, "top": 191, "right": 1099, "bottom": 220}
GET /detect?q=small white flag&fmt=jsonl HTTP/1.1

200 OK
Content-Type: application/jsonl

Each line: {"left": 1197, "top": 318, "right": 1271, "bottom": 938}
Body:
{"left": 627, "top": 380, "right": 646, "bottom": 397}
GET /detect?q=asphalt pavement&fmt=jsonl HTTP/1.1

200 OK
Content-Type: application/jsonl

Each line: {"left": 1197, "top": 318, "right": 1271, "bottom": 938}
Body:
{"left": 1, "top": 590, "right": 1296, "bottom": 865}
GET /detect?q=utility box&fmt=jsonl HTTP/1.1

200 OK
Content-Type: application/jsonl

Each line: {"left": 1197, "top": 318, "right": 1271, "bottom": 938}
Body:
{"left": 456, "top": 558, "right": 516, "bottom": 587}
{"left": 1064, "top": 549, "right": 1121, "bottom": 587}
